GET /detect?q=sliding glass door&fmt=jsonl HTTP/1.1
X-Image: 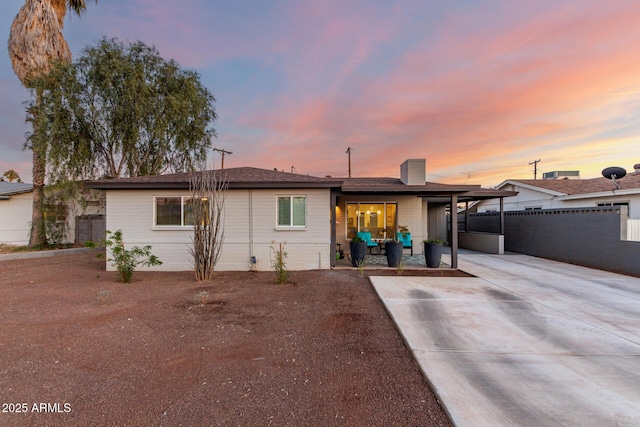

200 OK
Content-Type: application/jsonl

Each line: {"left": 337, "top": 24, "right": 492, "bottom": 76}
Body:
{"left": 346, "top": 202, "right": 397, "bottom": 240}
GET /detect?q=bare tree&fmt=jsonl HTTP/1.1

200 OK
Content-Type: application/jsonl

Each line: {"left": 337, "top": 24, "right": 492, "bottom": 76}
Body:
{"left": 189, "top": 170, "right": 227, "bottom": 281}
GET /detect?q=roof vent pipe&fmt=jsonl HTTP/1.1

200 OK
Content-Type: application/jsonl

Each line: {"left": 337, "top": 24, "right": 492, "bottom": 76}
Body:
{"left": 634, "top": 163, "right": 640, "bottom": 173}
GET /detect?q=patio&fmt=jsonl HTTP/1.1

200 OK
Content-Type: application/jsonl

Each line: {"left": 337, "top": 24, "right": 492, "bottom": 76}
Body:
{"left": 334, "top": 252, "right": 437, "bottom": 268}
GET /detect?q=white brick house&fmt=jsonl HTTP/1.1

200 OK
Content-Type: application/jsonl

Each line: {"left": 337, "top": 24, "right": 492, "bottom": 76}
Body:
{"left": 88, "top": 161, "right": 513, "bottom": 271}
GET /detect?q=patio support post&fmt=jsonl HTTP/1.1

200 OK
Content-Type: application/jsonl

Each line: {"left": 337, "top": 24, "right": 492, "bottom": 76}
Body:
{"left": 451, "top": 194, "right": 458, "bottom": 269}
{"left": 465, "top": 201, "right": 469, "bottom": 232}
{"left": 330, "top": 192, "right": 337, "bottom": 268}
{"left": 500, "top": 197, "right": 505, "bottom": 235}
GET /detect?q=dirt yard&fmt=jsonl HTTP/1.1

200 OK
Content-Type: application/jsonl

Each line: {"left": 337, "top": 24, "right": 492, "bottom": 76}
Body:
{"left": 0, "top": 252, "right": 451, "bottom": 426}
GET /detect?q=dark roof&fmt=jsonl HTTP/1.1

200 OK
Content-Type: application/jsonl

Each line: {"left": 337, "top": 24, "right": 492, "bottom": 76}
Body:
{"left": 339, "top": 177, "right": 483, "bottom": 193}
{"left": 86, "top": 167, "right": 343, "bottom": 190}
{"left": 85, "top": 166, "right": 517, "bottom": 200}
{"left": 0, "top": 182, "right": 33, "bottom": 198}
{"left": 507, "top": 172, "right": 640, "bottom": 195}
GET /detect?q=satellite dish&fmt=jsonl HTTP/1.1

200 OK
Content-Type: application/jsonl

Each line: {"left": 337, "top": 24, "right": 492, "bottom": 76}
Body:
{"left": 601, "top": 166, "right": 626, "bottom": 180}
{"left": 602, "top": 166, "right": 626, "bottom": 190}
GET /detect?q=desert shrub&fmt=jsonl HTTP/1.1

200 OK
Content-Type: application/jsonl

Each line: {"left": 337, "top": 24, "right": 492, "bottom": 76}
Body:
{"left": 270, "top": 242, "right": 290, "bottom": 285}
{"left": 103, "top": 230, "right": 162, "bottom": 283}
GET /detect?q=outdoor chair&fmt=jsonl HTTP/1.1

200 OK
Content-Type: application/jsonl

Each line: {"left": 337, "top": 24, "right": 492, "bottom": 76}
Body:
{"left": 356, "top": 231, "right": 380, "bottom": 255}
{"left": 397, "top": 232, "right": 413, "bottom": 256}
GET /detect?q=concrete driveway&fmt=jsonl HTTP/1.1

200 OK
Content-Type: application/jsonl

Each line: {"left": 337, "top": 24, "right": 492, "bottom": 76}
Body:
{"left": 370, "top": 252, "right": 640, "bottom": 426}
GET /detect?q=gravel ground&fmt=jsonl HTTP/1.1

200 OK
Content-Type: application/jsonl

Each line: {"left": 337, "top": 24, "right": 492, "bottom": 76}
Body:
{"left": 0, "top": 252, "right": 451, "bottom": 426}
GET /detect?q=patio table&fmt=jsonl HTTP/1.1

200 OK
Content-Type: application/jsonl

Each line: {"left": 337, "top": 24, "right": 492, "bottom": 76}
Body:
{"left": 373, "top": 239, "right": 386, "bottom": 255}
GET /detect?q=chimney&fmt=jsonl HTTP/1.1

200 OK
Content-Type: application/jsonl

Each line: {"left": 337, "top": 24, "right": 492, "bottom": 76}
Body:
{"left": 634, "top": 163, "right": 640, "bottom": 174}
{"left": 400, "top": 159, "right": 426, "bottom": 185}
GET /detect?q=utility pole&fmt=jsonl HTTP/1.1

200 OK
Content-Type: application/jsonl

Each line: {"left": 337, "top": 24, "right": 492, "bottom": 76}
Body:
{"left": 529, "top": 159, "right": 541, "bottom": 180}
{"left": 345, "top": 147, "right": 353, "bottom": 178}
{"left": 213, "top": 148, "right": 233, "bottom": 169}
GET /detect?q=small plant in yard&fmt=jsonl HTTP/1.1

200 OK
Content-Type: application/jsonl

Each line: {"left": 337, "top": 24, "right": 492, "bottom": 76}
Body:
{"left": 357, "top": 259, "right": 366, "bottom": 275}
{"left": 103, "top": 230, "right": 162, "bottom": 283}
{"left": 396, "top": 260, "right": 404, "bottom": 276}
{"left": 97, "top": 290, "right": 111, "bottom": 304}
{"left": 270, "top": 242, "right": 290, "bottom": 285}
{"left": 194, "top": 290, "right": 210, "bottom": 306}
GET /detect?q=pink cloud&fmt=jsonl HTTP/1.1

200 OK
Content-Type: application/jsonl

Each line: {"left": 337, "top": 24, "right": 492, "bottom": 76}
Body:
{"left": 264, "top": 1, "right": 640, "bottom": 183}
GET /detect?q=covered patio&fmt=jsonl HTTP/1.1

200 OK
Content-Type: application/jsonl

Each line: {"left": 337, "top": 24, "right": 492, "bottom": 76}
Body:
{"left": 330, "top": 159, "right": 516, "bottom": 270}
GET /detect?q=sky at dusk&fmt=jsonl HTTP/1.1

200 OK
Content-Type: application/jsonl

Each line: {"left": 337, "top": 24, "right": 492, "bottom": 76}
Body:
{"left": 1, "top": 0, "right": 640, "bottom": 187}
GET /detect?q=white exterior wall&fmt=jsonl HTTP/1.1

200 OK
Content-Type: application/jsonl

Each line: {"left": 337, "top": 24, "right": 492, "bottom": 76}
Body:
{"left": 0, "top": 190, "right": 105, "bottom": 246}
{"left": 105, "top": 188, "right": 332, "bottom": 272}
{"left": 477, "top": 183, "right": 640, "bottom": 219}
{"left": 477, "top": 185, "right": 557, "bottom": 212}
{"left": 0, "top": 193, "right": 32, "bottom": 245}
{"left": 421, "top": 200, "right": 430, "bottom": 241}
{"left": 558, "top": 195, "right": 640, "bottom": 219}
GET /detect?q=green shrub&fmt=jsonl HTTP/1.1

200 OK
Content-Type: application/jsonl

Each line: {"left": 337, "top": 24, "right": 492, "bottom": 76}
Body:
{"left": 270, "top": 242, "right": 290, "bottom": 285}
{"left": 103, "top": 230, "right": 162, "bottom": 283}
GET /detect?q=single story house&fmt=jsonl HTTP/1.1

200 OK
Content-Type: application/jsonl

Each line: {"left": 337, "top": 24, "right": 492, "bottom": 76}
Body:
{"left": 0, "top": 182, "right": 34, "bottom": 245}
{"left": 471, "top": 166, "right": 640, "bottom": 241}
{"left": 87, "top": 159, "right": 516, "bottom": 272}
{"left": 0, "top": 182, "right": 105, "bottom": 246}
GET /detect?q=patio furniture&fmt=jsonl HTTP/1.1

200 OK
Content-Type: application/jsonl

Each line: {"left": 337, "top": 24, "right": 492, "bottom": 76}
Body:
{"left": 356, "top": 231, "right": 380, "bottom": 255}
{"left": 397, "top": 232, "right": 413, "bottom": 256}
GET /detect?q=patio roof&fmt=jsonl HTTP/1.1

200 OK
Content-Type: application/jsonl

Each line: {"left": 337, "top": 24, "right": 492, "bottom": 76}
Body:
{"left": 338, "top": 177, "right": 516, "bottom": 202}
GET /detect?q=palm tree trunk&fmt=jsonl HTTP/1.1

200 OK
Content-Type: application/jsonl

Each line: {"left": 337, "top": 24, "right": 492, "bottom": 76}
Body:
{"left": 29, "top": 90, "right": 46, "bottom": 247}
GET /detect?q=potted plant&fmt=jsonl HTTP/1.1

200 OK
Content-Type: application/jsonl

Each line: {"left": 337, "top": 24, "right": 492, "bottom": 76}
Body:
{"left": 424, "top": 239, "right": 444, "bottom": 268}
{"left": 385, "top": 238, "right": 404, "bottom": 267}
{"left": 397, "top": 225, "right": 409, "bottom": 239}
{"left": 350, "top": 236, "right": 367, "bottom": 267}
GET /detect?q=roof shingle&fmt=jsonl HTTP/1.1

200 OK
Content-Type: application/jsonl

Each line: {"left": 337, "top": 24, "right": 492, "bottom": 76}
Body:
{"left": 0, "top": 182, "right": 33, "bottom": 197}
{"left": 509, "top": 172, "right": 640, "bottom": 195}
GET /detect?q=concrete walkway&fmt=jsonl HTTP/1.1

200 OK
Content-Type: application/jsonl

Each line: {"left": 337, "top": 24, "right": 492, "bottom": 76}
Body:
{"left": 370, "top": 252, "right": 640, "bottom": 427}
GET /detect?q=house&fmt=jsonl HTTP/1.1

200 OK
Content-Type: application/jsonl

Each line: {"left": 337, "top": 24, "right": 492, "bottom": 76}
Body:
{"left": 474, "top": 165, "right": 640, "bottom": 220}
{"left": 0, "top": 182, "right": 105, "bottom": 246}
{"left": 0, "top": 182, "right": 33, "bottom": 245}
{"left": 87, "top": 159, "right": 515, "bottom": 272}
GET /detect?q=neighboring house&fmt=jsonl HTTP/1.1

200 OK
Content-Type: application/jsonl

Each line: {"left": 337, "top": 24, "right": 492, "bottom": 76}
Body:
{"left": 0, "top": 182, "right": 33, "bottom": 245}
{"left": 474, "top": 166, "right": 640, "bottom": 219}
{"left": 0, "top": 182, "right": 105, "bottom": 246}
{"left": 87, "top": 159, "right": 515, "bottom": 272}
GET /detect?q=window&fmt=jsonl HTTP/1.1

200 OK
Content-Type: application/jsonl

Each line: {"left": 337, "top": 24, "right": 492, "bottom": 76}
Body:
{"left": 346, "top": 202, "right": 397, "bottom": 239}
{"left": 277, "top": 196, "right": 306, "bottom": 227}
{"left": 154, "top": 196, "right": 209, "bottom": 227}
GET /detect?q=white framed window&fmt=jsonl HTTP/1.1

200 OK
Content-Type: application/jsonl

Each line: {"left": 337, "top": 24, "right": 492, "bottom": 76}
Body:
{"left": 154, "top": 196, "right": 209, "bottom": 227}
{"left": 277, "top": 195, "right": 306, "bottom": 228}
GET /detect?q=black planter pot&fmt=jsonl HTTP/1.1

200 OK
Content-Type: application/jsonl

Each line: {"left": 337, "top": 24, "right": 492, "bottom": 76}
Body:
{"left": 385, "top": 241, "right": 403, "bottom": 267}
{"left": 424, "top": 242, "right": 443, "bottom": 268}
{"left": 350, "top": 241, "right": 367, "bottom": 267}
